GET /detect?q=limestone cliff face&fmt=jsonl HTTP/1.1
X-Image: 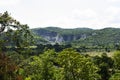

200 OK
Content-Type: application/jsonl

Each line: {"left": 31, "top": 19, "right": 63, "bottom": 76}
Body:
{"left": 32, "top": 27, "right": 120, "bottom": 47}
{"left": 39, "top": 33, "right": 88, "bottom": 43}
{"left": 32, "top": 28, "right": 90, "bottom": 43}
{"left": 62, "top": 34, "right": 87, "bottom": 41}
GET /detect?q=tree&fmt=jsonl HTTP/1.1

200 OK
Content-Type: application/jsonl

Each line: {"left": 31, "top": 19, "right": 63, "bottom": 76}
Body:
{"left": 0, "top": 52, "right": 23, "bottom": 80}
{"left": 21, "top": 49, "right": 62, "bottom": 80}
{"left": 57, "top": 48, "right": 100, "bottom": 80}
{"left": 110, "top": 51, "right": 120, "bottom": 80}
{"left": 0, "top": 11, "right": 20, "bottom": 34}
{"left": 113, "top": 51, "right": 120, "bottom": 70}
{"left": 92, "top": 53, "right": 114, "bottom": 80}
{"left": 0, "top": 11, "right": 34, "bottom": 55}
{"left": 12, "top": 24, "right": 34, "bottom": 55}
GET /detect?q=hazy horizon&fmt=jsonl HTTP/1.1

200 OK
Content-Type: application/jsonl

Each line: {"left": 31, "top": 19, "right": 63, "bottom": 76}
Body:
{"left": 1, "top": 0, "right": 120, "bottom": 29}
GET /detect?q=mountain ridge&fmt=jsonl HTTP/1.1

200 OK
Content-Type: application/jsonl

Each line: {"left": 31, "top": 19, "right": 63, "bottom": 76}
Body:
{"left": 32, "top": 27, "right": 120, "bottom": 48}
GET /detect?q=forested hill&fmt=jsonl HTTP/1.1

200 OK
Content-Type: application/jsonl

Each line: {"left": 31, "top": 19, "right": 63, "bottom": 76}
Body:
{"left": 32, "top": 27, "right": 93, "bottom": 43}
{"left": 32, "top": 27, "right": 120, "bottom": 48}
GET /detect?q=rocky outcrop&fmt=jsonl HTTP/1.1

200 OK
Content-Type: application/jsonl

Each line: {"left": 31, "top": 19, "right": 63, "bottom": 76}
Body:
{"left": 32, "top": 27, "right": 120, "bottom": 47}
{"left": 32, "top": 27, "right": 91, "bottom": 43}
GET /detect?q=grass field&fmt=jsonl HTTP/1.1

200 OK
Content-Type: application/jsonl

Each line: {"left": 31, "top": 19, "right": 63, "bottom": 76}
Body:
{"left": 83, "top": 51, "right": 116, "bottom": 57}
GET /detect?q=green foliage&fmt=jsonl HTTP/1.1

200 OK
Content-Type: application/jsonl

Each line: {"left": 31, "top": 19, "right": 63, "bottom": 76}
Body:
{"left": 0, "top": 11, "right": 34, "bottom": 79}
{"left": 0, "top": 53, "right": 23, "bottom": 80}
{"left": 21, "top": 50, "right": 62, "bottom": 80}
{"left": 110, "top": 72, "right": 120, "bottom": 80}
{"left": 113, "top": 51, "right": 120, "bottom": 70}
{"left": 92, "top": 53, "right": 114, "bottom": 80}
{"left": 19, "top": 49, "right": 102, "bottom": 80}
{"left": 25, "top": 77, "right": 31, "bottom": 80}
{"left": 6, "top": 51, "right": 24, "bottom": 66}
{"left": 32, "top": 27, "right": 120, "bottom": 51}
{"left": 1, "top": 12, "right": 120, "bottom": 80}
{"left": 33, "top": 27, "right": 92, "bottom": 36}
{"left": 0, "top": 11, "right": 20, "bottom": 33}
{"left": 0, "top": 12, "right": 34, "bottom": 56}
{"left": 57, "top": 48, "right": 100, "bottom": 80}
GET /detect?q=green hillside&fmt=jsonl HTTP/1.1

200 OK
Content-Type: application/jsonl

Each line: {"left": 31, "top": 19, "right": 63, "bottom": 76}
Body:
{"left": 32, "top": 27, "right": 120, "bottom": 49}
{"left": 72, "top": 28, "right": 120, "bottom": 48}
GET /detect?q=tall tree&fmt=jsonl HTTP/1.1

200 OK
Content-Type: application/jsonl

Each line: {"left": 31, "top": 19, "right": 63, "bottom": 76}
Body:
{"left": 0, "top": 11, "right": 20, "bottom": 33}
{"left": 0, "top": 11, "right": 34, "bottom": 54}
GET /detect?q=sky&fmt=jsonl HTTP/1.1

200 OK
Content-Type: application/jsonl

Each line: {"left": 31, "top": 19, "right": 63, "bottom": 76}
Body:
{"left": 0, "top": 0, "right": 120, "bottom": 29}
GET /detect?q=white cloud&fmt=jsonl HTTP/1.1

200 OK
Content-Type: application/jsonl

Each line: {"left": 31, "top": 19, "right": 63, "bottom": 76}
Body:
{"left": 0, "top": 0, "right": 21, "bottom": 6}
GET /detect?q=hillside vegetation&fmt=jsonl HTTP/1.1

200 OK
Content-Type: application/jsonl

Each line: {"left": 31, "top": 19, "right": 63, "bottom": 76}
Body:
{"left": 1, "top": 12, "right": 120, "bottom": 80}
{"left": 32, "top": 27, "right": 120, "bottom": 50}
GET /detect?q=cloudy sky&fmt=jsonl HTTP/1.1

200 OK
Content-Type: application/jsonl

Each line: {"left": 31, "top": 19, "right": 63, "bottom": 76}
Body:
{"left": 0, "top": 0, "right": 120, "bottom": 29}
